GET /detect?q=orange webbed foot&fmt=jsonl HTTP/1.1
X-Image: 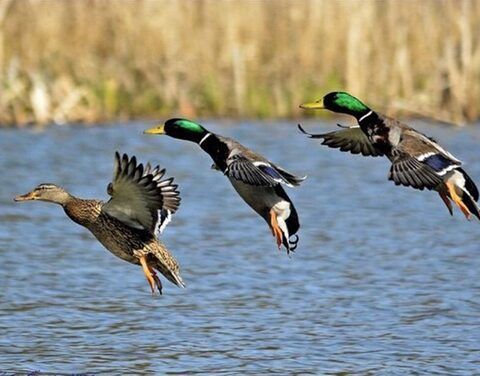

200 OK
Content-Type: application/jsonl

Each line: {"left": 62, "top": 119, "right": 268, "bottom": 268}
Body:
{"left": 139, "top": 255, "right": 162, "bottom": 295}
{"left": 269, "top": 209, "right": 283, "bottom": 249}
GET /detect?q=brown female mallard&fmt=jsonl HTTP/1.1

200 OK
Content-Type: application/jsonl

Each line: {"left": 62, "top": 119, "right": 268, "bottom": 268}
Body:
{"left": 14, "top": 152, "right": 184, "bottom": 294}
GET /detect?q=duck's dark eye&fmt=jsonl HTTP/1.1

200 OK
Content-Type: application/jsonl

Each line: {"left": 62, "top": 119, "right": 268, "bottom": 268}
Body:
{"left": 107, "top": 183, "right": 113, "bottom": 195}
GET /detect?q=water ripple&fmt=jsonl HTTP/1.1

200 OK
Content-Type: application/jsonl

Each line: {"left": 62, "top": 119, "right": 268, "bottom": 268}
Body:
{"left": 0, "top": 121, "right": 479, "bottom": 374}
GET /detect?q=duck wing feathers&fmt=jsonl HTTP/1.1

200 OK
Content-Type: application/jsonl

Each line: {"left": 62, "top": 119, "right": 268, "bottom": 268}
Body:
{"left": 388, "top": 153, "right": 444, "bottom": 190}
{"left": 102, "top": 152, "right": 181, "bottom": 235}
{"left": 388, "top": 130, "right": 461, "bottom": 190}
{"left": 225, "top": 146, "right": 305, "bottom": 188}
{"left": 298, "top": 123, "right": 383, "bottom": 157}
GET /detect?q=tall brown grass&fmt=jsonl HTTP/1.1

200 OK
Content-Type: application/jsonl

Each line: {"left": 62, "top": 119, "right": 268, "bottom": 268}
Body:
{"left": 0, "top": 0, "right": 479, "bottom": 126}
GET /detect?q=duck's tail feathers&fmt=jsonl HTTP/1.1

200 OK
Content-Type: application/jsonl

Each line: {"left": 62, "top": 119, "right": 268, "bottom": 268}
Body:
{"left": 446, "top": 168, "right": 480, "bottom": 220}
{"left": 152, "top": 254, "right": 186, "bottom": 288}
{"left": 281, "top": 202, "right": 301, "bottom": 254}
{"left": 273, "top": 186, "right": 301, "bottom": 254}
{"left": 461, "top": 192, "right": 480, "bottom": 220}
{"left": 283, "top": 234, "right": 299, "bottom": 254}
{"left": 457, "top": 168, "right": 479, "bottom": 201}
{"left": 285, "top": 200, "right": 300, "bottom": 235}
{"left": 164, "top": 268, "right": 186, "bottom": 288}
{"left": 277, "top": 216, "right": 300, "bottom": 255}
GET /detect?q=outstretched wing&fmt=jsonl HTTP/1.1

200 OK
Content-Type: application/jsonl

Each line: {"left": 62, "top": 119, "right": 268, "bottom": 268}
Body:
{"left": 298, "top": 123, "right": 383, "bottom": 157}
{"left": 225, "top": 154, "right": 304, "bottom": 187}
{"left": 102, "top": 152, "right": 181, "bottom": 234}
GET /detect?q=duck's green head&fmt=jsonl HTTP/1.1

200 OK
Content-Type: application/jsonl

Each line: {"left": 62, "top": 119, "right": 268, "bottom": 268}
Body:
{"left": 300, "top": 92, "right": 370, "bottom": 118}
{"left": 144, "top": 118, "right": 208, "bottom": 143}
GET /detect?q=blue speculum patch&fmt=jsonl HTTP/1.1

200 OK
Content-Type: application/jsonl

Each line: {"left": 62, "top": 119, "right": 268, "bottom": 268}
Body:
{"left": 259, "top": 165, "right": 282, "bottom": 179}
{"left": 423, "top": 154, "right": 454, "bottom": 171}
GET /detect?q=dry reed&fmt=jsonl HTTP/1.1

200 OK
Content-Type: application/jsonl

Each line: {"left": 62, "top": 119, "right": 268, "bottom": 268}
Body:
{"left": 0, "top": 0, "right": 479, "bottom": 126}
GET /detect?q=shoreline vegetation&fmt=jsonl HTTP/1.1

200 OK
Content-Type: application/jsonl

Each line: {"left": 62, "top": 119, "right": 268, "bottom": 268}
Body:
{"left": 0, "top": 0, "right": 479, "bottom": 127}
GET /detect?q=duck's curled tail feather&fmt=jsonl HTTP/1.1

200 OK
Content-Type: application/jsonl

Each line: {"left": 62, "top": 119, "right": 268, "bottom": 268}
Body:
{"left": 456, "top": 168, "right": 480, "bottom": 220}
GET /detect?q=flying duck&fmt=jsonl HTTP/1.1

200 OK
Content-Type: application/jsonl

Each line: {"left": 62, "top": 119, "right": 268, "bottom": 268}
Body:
{"left": 15, "top": 152, "right": 184, "bottom": 294}
{"left": 299, "top": 91, "right": 480, "bottom": 220}
{"left": 145, "top": 119, "right": 305, "bottom": 253}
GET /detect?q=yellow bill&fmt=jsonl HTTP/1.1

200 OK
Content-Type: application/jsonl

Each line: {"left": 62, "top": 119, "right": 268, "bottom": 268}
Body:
{"left": 299, "top": 99, "right": 325, "bottom": 110}
{"left": 143, "top": 124, "right": 165, "bottom": 135}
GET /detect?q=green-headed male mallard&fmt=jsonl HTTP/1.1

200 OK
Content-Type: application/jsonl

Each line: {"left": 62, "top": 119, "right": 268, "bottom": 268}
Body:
{"left": 299, "top": 91, "right": 480, "bottom": 220}
{"left": 144, "top": 118, "right": 305, "bottom": 254}
{"left": 14, "top": 152, "right": 183, "bottom": 294}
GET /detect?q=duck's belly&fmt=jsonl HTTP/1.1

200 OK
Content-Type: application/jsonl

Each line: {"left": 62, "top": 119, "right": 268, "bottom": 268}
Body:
{"left": 228, "top": 178, "right": 290, "bottom": 219}
{"left": 66, "top": 205, "right": 146, "bottom": 266}
{"left": 86, "top": 222, "right": 145, "bottom": 265}
{"left": 94, "top": 234, "right": 139, "bottom": 264}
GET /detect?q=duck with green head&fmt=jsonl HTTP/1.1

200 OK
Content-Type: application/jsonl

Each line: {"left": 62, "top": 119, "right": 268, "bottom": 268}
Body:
{"left": 144, "top": 118, "right": 305, "bottom": 254}
{"left": 299, "top": 91, "right": 480, "bottom": 221}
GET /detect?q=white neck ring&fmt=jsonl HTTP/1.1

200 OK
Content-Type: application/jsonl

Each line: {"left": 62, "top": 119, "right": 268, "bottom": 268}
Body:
{"left": 359, "top": 110, "right": 373, "bottom": 123}
{"left": 198, "top": 133, "right": 212, "bottom": 147}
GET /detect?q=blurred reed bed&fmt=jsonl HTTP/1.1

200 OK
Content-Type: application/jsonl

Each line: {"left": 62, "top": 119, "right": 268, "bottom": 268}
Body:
{"left": 0, "top": 0, "right": 479, "bottom": 127}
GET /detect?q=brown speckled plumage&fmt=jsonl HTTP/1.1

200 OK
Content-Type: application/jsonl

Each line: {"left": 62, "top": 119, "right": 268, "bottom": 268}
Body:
{"left": 63, "top": 197, "right": 183, "bottom": 287}
{"left": 15, "top": 152, "right": 184, "bottom": 294}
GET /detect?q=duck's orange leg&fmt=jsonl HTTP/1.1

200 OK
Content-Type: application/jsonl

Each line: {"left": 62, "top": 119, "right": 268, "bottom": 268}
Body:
{"left": 438, "top": 190, "right": 453, "bottom": 216}
{"left": 139, "top": 255, "right": 161, "bottom": 294}
{"left": 269, "top": 209, "right": 283, "bottom": 249}
{"left": 446, "top": 182, "right": 471, "bottom": 220}
{"left": 148, "top": 264, "right": 162, "bottom": 295}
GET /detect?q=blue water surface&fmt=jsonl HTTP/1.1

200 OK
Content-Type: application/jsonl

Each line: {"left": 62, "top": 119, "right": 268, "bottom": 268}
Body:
{"left": 0, "top": 120, "right": 479, "bottom": 374}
